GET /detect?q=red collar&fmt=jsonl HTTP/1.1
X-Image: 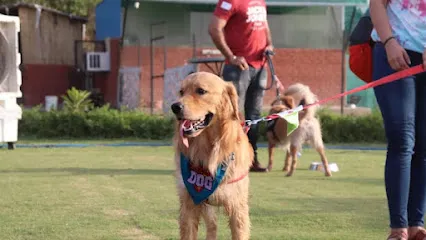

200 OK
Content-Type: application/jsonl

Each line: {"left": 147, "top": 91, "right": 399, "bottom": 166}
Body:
{"left": 226, "top": 171, "right": 249, "bottom": 184}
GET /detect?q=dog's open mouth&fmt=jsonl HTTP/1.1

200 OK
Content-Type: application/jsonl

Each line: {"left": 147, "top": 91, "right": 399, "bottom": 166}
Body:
{"left": 180, "top": 112, "right": 214, "bottom": 136}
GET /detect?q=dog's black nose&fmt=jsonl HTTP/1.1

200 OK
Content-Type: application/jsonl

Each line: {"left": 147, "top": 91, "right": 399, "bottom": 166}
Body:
{"left": 171, "top": 102, "right": 184, "bottom": 115}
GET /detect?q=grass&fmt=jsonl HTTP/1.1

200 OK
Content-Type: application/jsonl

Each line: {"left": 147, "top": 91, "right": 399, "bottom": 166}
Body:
{"left": 0, "top": 146, "right": 390, "bottom": 240}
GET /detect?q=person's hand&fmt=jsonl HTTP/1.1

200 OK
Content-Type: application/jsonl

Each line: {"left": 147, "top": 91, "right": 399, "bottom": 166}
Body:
{"left": 384, "top": 39, "right": 411, "bottom": 71}
{"left": 264, "top": 45, "right": 274, "bottom": 58}
{"left": 275, "top": 75, "right": 285, "bottom": 93}
{"left": 423, "top": 48, "right": 426, "bottom": 69}
{"left": 230, "top": 56, "right": 249, "bottom": 70}
{"left": 265, "top": 44, "right": 274, "bottom": 53}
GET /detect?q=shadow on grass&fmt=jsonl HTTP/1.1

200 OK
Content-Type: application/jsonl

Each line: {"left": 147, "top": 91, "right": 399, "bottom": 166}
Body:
{"left": 333, "top": 177, "right": 384, "bottom": 186}
{"left": 249, "top": 197, "right": 387, "bottom": 232}
{"left": 0, "top": 168, "right": 174, "bottom": 176}
{"left": 251, "top": 196, "right": 386, "bottom": 215}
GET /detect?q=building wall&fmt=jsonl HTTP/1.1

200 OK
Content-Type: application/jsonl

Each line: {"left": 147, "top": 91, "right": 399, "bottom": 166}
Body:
{"left": 123, "top": 2, "right": 191, "bottom": 47}
{"left": 92, "top": 2, "right": 349, "bottom": 111}
{"left": 123, "top": 2, "right": 343, "bottom": 49}
{"left": 18, "top": 6, "right": 84, "bottom": 65}
{"left": 21, "top": 39, "right": 121, "bottom": 107}
{"left": 120, "top": 46, "right": 342, "bottom": 111}
{"left": 21, "top": 64, "right": 72, "bottom": 106}
{"left": 190, "top": 7, "right": 343, "bottom": 49}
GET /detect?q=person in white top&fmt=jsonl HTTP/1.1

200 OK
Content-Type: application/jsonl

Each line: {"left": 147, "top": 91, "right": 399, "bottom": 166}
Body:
{"left": 370, "top": 0, "right": 426, "bottom": 239}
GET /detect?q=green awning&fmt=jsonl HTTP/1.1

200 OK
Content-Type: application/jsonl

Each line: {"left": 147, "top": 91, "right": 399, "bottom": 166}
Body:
{"left": 122, "top": 0, "right": 368, "bottom": 7}
{"left": 266, "top": 0, "right": 367, "bottom": 6}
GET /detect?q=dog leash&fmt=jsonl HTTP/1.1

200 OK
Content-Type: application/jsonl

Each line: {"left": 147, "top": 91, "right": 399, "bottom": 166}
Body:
{"left": 302, "top": 64, "right": 425, "bottom": 110}
{"left": 259, "top": 50, "right": 281, "bottom": 101}
{"left": 242, "top": 64, "right": 425, "bottom": 132}
{"left": 265, "top": 50, "right": 280, "bottom": 98}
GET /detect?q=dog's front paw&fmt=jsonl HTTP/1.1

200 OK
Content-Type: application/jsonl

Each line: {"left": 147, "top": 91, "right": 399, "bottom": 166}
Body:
{"left": 325, "top": 171, "right": 332, "bottom": 177}
{"left": 285, "top": 171, "right": 293, "bottom": 177}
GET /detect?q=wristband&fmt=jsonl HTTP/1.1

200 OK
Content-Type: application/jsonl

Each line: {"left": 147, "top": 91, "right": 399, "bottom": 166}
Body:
{"left": 228, "top": 55, "right": 236, "bottom": 62}
{"left": 383, "top": 36, "right": 395, "bottom": 47}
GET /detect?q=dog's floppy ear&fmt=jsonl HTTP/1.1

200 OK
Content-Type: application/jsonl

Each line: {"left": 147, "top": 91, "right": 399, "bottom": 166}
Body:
{"left": 281, "top": 96, "right": 295, "bottom": 109}
{"left": 225, "top": 82, "right": 240, "bottom": 120}
{"left": 270, "top": 96, "right": 282, "bottom": 106}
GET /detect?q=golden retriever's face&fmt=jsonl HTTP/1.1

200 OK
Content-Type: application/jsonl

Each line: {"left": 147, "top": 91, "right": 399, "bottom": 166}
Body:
{"left": 171, "top": 72, "right": 239, "bottom": 137}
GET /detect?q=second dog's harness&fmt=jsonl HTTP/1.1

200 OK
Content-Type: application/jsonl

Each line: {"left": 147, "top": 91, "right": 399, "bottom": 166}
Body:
{"left": 180, "top": 152, "right": 248, "bottom": 205}
{"left": 266, "top": 120, "right": 280, "bottom": 142}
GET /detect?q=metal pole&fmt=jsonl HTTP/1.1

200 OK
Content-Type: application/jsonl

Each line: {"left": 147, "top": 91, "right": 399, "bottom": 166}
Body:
{"left": 116, "top": 0, "right": 130, "bottom": 108}
{"left": 149, "top": 21, "right": 166, "bottom": 115}
{"left": 163, "top": 23, "right": 167, "bottom": 77}
{"left": 74, "top": 40, "right": 78, "bottom": 68}
{"left": 340, "top": 37, "right": 346, "bottom": 115}
{"left": 150, "top": 25, "right": 154, "bottom": 115}
{"left": 340, "top": 6, "right": 357, "bottom": 115}
{"left": 192, "top": 33, "right": 196, "bottom": 58}
{"left": 137, "top": 38, "right": 141, "bottom": 66}
{"left": 120, "top": 0, "right": 129, "bottom": 47}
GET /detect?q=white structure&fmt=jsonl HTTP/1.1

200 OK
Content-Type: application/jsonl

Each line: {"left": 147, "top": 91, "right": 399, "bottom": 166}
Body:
{"left": 0, "top": 14, "right": 22, "bottom": 150}
{"left": 85, "top": 52, "right": 110, "bottom": 72}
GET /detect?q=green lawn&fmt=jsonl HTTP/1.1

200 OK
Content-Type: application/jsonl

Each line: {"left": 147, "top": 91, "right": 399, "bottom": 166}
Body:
{"left": 0, "top": 146, "right": 390, "bottom": 240}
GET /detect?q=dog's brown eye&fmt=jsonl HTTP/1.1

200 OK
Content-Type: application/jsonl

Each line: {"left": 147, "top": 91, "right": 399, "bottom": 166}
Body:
{"left": 196, "top": 88, "right": 207, "bottom": 95}
{"left": 179, "top": 89, "right": 184, "bottom": 96}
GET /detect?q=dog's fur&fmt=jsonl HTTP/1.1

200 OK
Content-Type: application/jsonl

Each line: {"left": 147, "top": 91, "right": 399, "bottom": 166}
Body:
{"left": 266, "top": 83, "right": 332, "bottom": 177}
{"left": 172, "top": 72, "right": 253, "bottom": 240}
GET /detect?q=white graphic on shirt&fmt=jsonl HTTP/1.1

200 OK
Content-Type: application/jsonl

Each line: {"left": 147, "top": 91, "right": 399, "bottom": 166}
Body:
{"left": 371, "top": 0, "right": 426, "bottom": 53}
{"left": 221, "top": 1, "right": 232, "bottom": 11}
{"left": 246, "top": 5, "right": 267, "bottom": 30}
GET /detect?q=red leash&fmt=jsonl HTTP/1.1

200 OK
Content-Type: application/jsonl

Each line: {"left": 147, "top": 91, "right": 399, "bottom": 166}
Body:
{"left": 243, "top": 64, "right": 425, "bottom": 130}
{"left": 303, "top": 64, "right": 425, "bottom": 110}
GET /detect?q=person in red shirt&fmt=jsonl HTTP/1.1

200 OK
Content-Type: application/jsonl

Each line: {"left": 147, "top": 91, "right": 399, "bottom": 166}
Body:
{"left": 209, "top": 0, "right": 283, "bottom": 172}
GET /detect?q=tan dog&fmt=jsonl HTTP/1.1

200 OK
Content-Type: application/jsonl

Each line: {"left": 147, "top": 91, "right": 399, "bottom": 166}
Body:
{"left": 171, "top": 72, "right": 253, "bottom": 240}
{"left": 266, "top": 83, "right": 332, "bottom": 177}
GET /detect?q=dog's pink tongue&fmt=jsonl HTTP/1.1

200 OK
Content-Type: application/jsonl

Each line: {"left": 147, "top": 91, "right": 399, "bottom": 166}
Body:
{"left": 180, "top": 120, "right": 189, "bottom": 148}
{"left": 183, "top": 120, "right": 192, "bottom": 128}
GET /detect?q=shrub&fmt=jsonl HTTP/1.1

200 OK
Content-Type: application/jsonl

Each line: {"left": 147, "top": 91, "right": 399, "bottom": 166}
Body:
{"left": 18, "top": 106, "right": 386, "bottom": 143}
{"left": 19, "top": 106, "right": 175, "bottom": 140}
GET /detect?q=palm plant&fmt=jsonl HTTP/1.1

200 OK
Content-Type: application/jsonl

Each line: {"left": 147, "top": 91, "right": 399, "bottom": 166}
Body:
{"left": 61, "top": 87, "right": 93, "bottom": 112}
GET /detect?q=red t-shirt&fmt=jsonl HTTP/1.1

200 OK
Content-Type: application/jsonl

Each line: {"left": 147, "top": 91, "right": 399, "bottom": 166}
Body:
{"left": 214, "top": 0, "right": 268, "bottom": 69}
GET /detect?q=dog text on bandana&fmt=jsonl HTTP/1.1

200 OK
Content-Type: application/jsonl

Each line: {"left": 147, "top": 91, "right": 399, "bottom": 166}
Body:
{"left": 180, "top": 153, "right": 231, "bottom": 205}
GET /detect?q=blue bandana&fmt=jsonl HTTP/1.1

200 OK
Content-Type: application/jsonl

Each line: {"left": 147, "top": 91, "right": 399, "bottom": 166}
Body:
{"left": 180, "top": 152, "right": 233, "bottom": 205}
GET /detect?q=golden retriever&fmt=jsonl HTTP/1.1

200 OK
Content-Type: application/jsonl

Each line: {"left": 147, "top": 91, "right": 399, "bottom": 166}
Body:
{"left": 266, "top": 83, "right": 332, "bottom": 177}
{"left": 170, "top": 72, "right": 253, "bottom": 240}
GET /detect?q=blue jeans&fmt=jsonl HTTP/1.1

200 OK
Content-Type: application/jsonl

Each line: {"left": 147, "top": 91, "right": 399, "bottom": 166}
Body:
{"left": 373, "top": 43, "right": 426, "bottom": 228}
{"left": 222, "top": 64, "right": 267, "bottom": 160}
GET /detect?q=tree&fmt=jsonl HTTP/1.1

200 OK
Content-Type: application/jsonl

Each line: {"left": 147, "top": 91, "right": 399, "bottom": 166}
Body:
{"left": 0, "top": 0, "right": 102, "bottom": 39}
{"left": 0, "top": 0, "right": 101, "bottom": 17}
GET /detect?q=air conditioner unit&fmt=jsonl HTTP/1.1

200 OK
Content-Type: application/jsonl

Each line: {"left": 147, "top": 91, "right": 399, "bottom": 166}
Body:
{"left": 0, "top": 14, "right": 21, "bottom": 97}
{"left": 86, "top": 52, "right": 110, "bottom": 72}
{"left": 0, "top": 14, "right": 22, "bottom": 150}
